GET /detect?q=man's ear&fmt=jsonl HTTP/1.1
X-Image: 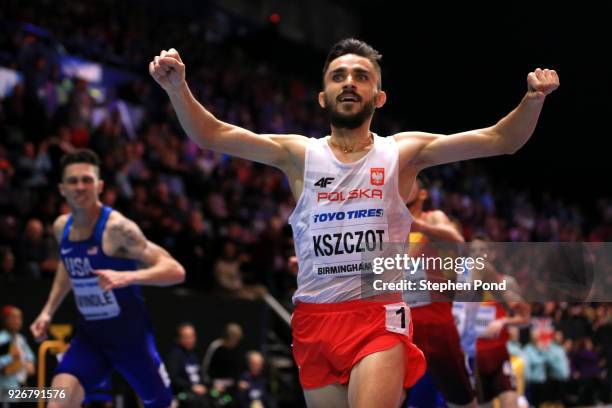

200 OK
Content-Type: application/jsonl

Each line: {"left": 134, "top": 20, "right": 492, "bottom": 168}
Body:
{"left": 58, "top": 183, "right": 65, "bottom": 198}
{"left": 318, "top": 91, "right": 326, "bottom": 109}
{"left": 375, "top": 90, "right": 387, "bottom": 108}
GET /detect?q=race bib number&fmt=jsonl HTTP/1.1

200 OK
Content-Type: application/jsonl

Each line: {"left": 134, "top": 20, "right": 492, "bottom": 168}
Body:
{"left": 475, "top": 304, "right": 496, "bottom": 337}
{"left": 384, "top": 302, "right": 411, "bottom": 336}
{"left": 72, "top": 277, "right": 120, "bottom": 320}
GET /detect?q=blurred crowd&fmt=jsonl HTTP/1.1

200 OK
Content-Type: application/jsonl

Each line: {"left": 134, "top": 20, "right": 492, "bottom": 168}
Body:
{"left": 507, "top": 302, "right": 612, "bottom": 406}
{"left": 1, "top": 1, "right": 611, "bottom": 406}
{"left": 0, "top": 305, "right": 269, "bottom": 408}
{"left": 166, "top": 321, "right": 270, "bottom": 408}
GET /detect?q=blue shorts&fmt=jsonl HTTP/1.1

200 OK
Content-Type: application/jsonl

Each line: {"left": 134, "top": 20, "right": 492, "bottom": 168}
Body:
{"left": 56, "top": 333, "right": 172, "bottom": 408}
{"left": 83, "top": 375, "right": 112, "bottom": 404}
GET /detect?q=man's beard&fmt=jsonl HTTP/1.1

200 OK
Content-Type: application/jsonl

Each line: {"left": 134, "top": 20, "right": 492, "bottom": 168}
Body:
{"left": 324, "top": 94, "right": 376, "bottom": 130}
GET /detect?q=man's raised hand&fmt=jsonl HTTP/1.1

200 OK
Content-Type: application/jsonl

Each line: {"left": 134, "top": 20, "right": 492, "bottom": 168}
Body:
{"left": 149, "top": 48, "right": 186, "bottom": 92}
{"left": 527, "top": 68, "right": 559, "bottom": 100}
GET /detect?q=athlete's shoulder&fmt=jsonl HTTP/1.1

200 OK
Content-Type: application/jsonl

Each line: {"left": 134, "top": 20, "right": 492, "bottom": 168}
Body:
{"left": 269, "top": 134, "right": 310, "bottom": 169}
{"left": 392, "top": 132, "right": 440, "bottom": 169}
{"left": 105, "top": 208, "right": 128, "bottom": 227}
{"left": 424, "top": 209, "right": 450, "bottom": 224}
{"left": 103, "top": 209, "right": 147, "bottom": 257}
{"left": 52, "top": 214, "right": 70, "bottom": 241}
{"left": 104, "top": 210, "right": 140, "bottom": 238}
{"left": 270, "top": 133, "right": 310, "bottom": 151}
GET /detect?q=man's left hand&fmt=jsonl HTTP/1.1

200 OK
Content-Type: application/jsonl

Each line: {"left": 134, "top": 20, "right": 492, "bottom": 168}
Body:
{"left": 527, "top": 68, "right": 560, "bottom": 100}
{"left": 94, "top": 269, "right": 133, "bottom": 291}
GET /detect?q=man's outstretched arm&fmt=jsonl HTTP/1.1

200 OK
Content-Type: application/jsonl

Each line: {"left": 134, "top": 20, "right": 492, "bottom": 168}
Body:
{"left": 94, "top": 212, "right": 186, "bottom": 290}
{"left": 398, "top": 68, "right": 560, "bottom": 170}
{"left": 411, "top": 210, "right": 465, "bottom": 243}
{"left": 149, "top": 49, "right": 304, "bottom": 169}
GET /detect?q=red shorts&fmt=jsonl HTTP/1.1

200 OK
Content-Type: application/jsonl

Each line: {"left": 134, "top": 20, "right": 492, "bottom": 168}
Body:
{"left": 291, "top": 299, "right": 426, "bottom": 390}
{"left": 476, "top": 345, "right": 516, "bottom": 403}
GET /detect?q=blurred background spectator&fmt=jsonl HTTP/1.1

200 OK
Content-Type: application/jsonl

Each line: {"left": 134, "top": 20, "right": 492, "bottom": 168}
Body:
{"left": 166, "top": 322, "right": 210, "bottom": 408}
{"left": 0, "top": 305, "right": 36, "bottom": 392}
{"left": 0, "top": 246, "right": 17, "bottom": 282}
{"left": 202, "top": 323, "right": 244, "bottom": 391}
{"left": 237, "top": 351, "right": 270, "bottom": 408}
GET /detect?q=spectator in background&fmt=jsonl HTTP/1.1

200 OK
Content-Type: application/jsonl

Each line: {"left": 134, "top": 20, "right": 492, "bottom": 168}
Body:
{"left": 542, "top": 331, "right": 571, "bottom": 406}
{"left": 30, "top": 139, "right": 54, "bottom": 188}
{"left": 213, "top": 241, "right": 266, "bottom": 300}
{"left": 90, "top": 109, "right": 124, "bottom": 159}
{"left": 0, "top": 246, "right": 17, "bottom": 282}
{"left": 15, "top": 218, "right": 56, "bottom": 278}
{"left": 523, "top": 323, "right": 573, "bottom": 407}
{"left": 14, "top": 142, "right": 37, "bottom": 187}
{"left": 202, "top": 323, "right": 243, "bottom": 390}
{"left": 559, "top": 303, "right": 592, "bottom": 341}
{"left": 592, "top": 304, "right": 612, "bottom": 403}
{"left": 66, "top": 79, "right": 93, "bottom": 147}
{"left": 523, "top": 328, "right": 550, "bottom": 407}
{"left": 237, "top": 351, "right": 269, "bottom": 408}
{"left": 506, "top": 326, "right": 523, "bottom": 359}
{"left": 166, "top": 323, "right": 209, "bottom": 408}
{"left": 505, "top": 326, "right": 529, "bottom": 408}
{"left": 1, "top": 83, "right": 27, "bottom": 134}
{"left": 0, "top": 217, "right": 20, "bottom": 252}
{"left": 213, "top": 241, "right": 243, "bottom": 296}
{"left": 569, "top": 337, "right": 607, "bottom": 406}
{"left": 175, "top": 209, "right": 213, "bottom": 290}
{"left": 0, "top": 305, "right": 36, "bottom": 391}
{"left": 0, "top": 147, "right": 15, "bottom": 200}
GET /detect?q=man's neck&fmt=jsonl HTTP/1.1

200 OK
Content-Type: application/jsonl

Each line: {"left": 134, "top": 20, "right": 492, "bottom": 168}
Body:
{"left": 71, "top": 203, "right": 103, "bottom": 231}
{"left": 328, "top": 123, "right": 372, "bottom": 152}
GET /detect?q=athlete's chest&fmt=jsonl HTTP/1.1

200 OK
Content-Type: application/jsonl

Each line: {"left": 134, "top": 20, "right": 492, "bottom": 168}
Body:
{"left": 61, "top": 242, "right": 104, "bottom": 278}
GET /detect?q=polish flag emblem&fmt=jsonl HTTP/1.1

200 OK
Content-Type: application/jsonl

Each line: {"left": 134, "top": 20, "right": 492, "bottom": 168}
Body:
{"left": 370, "top": 168, "right": 385, "bottom": 186}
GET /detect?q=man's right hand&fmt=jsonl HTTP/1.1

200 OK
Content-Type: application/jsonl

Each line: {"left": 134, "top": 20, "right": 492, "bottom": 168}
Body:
{"left": 30, "top": 312, "right": 51, "bottom": 342}
{"left": 149, "top": 48, "right": 186, "bottom": 93}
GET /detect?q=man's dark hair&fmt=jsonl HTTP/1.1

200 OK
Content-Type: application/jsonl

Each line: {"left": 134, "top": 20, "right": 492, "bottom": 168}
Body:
{"left": 322, "top": 38, "right": 382, "bottom": 88}
{"left": 60, "top": 149, "right": 101, "bottom": 178}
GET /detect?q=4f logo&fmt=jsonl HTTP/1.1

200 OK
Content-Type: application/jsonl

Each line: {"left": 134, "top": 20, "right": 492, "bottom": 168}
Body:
{"left": 370, "top": 168, "right": 384, "bottom": 186}
{"left": 314, "top": 177, "right": 334, "bottom": 188}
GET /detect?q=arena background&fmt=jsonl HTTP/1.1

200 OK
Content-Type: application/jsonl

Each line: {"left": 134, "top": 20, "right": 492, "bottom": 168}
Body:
{"left": 1, "top": 1, "right": 611, "bottom": 407}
